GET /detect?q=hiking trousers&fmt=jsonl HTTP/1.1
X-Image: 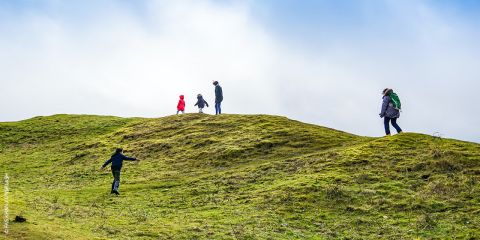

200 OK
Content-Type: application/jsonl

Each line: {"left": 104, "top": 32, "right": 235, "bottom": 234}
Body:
{"left": 215, "top": 102, "right": 222, "bottom": 115}
{"left": 384, "top": 117, "right": 402, "bottom": 135}
{"left": 111, "top": 167, "right": 121, "bottom": 192}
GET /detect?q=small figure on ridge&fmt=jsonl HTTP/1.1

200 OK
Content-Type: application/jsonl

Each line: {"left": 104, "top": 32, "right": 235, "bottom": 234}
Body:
{"left": 213, "top": 81, "right": 223, "bottom": 115}
{"left": 177, "top": 95, "right": 185, "bottom": 115}
{"left": 194, "top": 94, "right": 209, "bottom": 113}
{"left": 379, "top": 88, "right": 403, "bottom": 136}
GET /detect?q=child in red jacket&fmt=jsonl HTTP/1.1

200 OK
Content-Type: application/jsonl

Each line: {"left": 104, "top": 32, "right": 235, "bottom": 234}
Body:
{"left": 177, "top": 95, "right": 185, "bottom": 114}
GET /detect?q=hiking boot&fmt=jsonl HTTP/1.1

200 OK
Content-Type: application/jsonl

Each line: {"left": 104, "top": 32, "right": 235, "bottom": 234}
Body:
{"left": 113, "top": 190, "right": 120, "bottom": 195}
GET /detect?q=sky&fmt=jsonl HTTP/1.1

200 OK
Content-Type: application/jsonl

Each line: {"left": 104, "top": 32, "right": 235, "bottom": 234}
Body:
{"left": 0, "top": 0, "right": 479, "bottom": 143}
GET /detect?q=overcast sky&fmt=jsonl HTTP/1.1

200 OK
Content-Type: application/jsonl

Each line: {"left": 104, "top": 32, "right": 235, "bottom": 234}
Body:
{"left": 0, "top": 0, "right": 479, "bottom": 143}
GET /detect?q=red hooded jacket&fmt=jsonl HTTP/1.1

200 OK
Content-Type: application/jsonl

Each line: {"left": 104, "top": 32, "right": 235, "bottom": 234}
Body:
{"left": 177, "top": 95, "right": 185, "bottom": 111}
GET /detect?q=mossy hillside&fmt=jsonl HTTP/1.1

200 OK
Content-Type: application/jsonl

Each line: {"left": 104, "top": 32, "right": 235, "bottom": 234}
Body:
{"left": 0, "top": 114, "right": 479, "bottom": 239}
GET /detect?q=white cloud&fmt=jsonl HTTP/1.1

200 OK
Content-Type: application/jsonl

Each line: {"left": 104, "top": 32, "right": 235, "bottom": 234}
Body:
{"left": 0, "top": 0, "right": 478, "bottom": 142}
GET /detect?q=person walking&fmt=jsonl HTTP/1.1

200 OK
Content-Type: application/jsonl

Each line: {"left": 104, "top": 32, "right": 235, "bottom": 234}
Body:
{"left": 379, "top": 88, "right": 403, "bottom": 136}
{"left": 100, "top": 148, "right": 139, "bottom": 195}
{"left": 177, "top": 95, "right": 186, "bottom": 114}
{"left": 194, "top": 94, "right": 209, "bottom": 113}
{"left": 213, "top": 81, "right": 223, "bottom": 115}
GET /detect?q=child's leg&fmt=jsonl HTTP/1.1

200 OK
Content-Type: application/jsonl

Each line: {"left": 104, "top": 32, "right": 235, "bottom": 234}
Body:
{"left": 112, "top": 168, "right": 121, "bottom": 192}
{"left": 199, "top": 108, "right": 203, "bottom": 113}
{"left": 111, "top": 169, "right": 116, "bottom": 191}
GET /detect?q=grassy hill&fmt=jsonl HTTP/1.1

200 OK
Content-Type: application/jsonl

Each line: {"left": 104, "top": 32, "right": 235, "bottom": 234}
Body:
{"left": 0, "top": 114, "right": 479, "bottom": 239}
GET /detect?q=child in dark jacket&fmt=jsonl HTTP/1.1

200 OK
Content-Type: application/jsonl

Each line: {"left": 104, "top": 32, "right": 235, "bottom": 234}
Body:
{"left": 101, "top": 148, "right": 139, "bottom": 195}
{"left": 177, "top": 95, "right": 185, "bottom": 114}
{"left": 194, "top": 94, "right": 209, "bottom": 113}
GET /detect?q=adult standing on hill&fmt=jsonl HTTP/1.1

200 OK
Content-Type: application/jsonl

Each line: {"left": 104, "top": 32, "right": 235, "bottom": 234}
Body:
{"left": 379, "top": 88, "right": 403, "bottom": 136}
{"left": 100, "top": 148, "right": 139, "bottom": 195}
{"left": 213, "top": 80, "right": 223, "bottom": 115}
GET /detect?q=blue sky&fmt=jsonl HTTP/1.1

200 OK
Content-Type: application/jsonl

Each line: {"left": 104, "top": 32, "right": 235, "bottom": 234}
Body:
{"left": 0, "top": 0, "right": 479, "bottom": 142}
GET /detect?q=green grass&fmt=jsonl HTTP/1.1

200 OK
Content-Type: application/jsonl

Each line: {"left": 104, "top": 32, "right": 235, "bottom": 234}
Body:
{"left": 0, "top": 113, "right": 479, "bottom": 239}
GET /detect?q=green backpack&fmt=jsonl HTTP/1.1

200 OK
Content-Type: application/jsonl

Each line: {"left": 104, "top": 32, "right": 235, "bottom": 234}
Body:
{"left": 388, "top": 92, "right": 401, "bottom": 110}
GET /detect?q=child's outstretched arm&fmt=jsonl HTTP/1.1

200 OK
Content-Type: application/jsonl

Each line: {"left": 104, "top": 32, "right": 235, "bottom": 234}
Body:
{"left": 205, "top": 101, "right": 209, "bottom": 107}
{"left": 101, "top": 158, "right": 112, "bottom": 169}
{"left": 121, "top": 154, "right": 137, "bottom": 161}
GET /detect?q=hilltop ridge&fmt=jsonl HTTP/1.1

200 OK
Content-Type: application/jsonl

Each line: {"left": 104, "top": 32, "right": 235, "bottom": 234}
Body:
{"left": 0, "top": 114, "right": 479, "bottom": 239}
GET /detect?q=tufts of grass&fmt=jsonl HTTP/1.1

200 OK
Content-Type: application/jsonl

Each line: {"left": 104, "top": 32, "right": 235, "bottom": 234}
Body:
{"left": 0, "top": 114, "right": 479, "bottom": 239}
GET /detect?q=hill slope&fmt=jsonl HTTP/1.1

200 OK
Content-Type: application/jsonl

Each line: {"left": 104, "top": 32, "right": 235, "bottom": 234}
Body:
{"left": 0, "top": 114, "right": 479, "bottom": 239}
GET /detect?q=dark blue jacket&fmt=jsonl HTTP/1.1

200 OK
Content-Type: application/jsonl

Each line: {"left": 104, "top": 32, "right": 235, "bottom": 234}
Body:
{"left": 215, "top": 85, "right": 223, "bottom": 103}
{"left": 194, "top": 96, "right": 209, "bottom": 108}
{"left": 102, "top": 153, "right": 136, "bottom": 169}
{"left": 380, "top": 96, "right": 400, "bottom": 119}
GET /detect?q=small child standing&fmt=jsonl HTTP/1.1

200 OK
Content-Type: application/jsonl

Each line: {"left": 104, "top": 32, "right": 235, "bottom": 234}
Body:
{"left": 194, "top": 94, "right": 209, "bottom": 113}
{"left": 177, "top": 95, "right": 185, "bottom": 114}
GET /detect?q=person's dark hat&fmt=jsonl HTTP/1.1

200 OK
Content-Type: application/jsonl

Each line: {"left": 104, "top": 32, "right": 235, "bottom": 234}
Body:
{"left": 213, "top": 80, "right": 219, "bottom": 85}
{"left": 115, "top": 148, "right": 123, "bottom": 153}
{"left": 382, "top": 88, "right": 392, "bottom": 96}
